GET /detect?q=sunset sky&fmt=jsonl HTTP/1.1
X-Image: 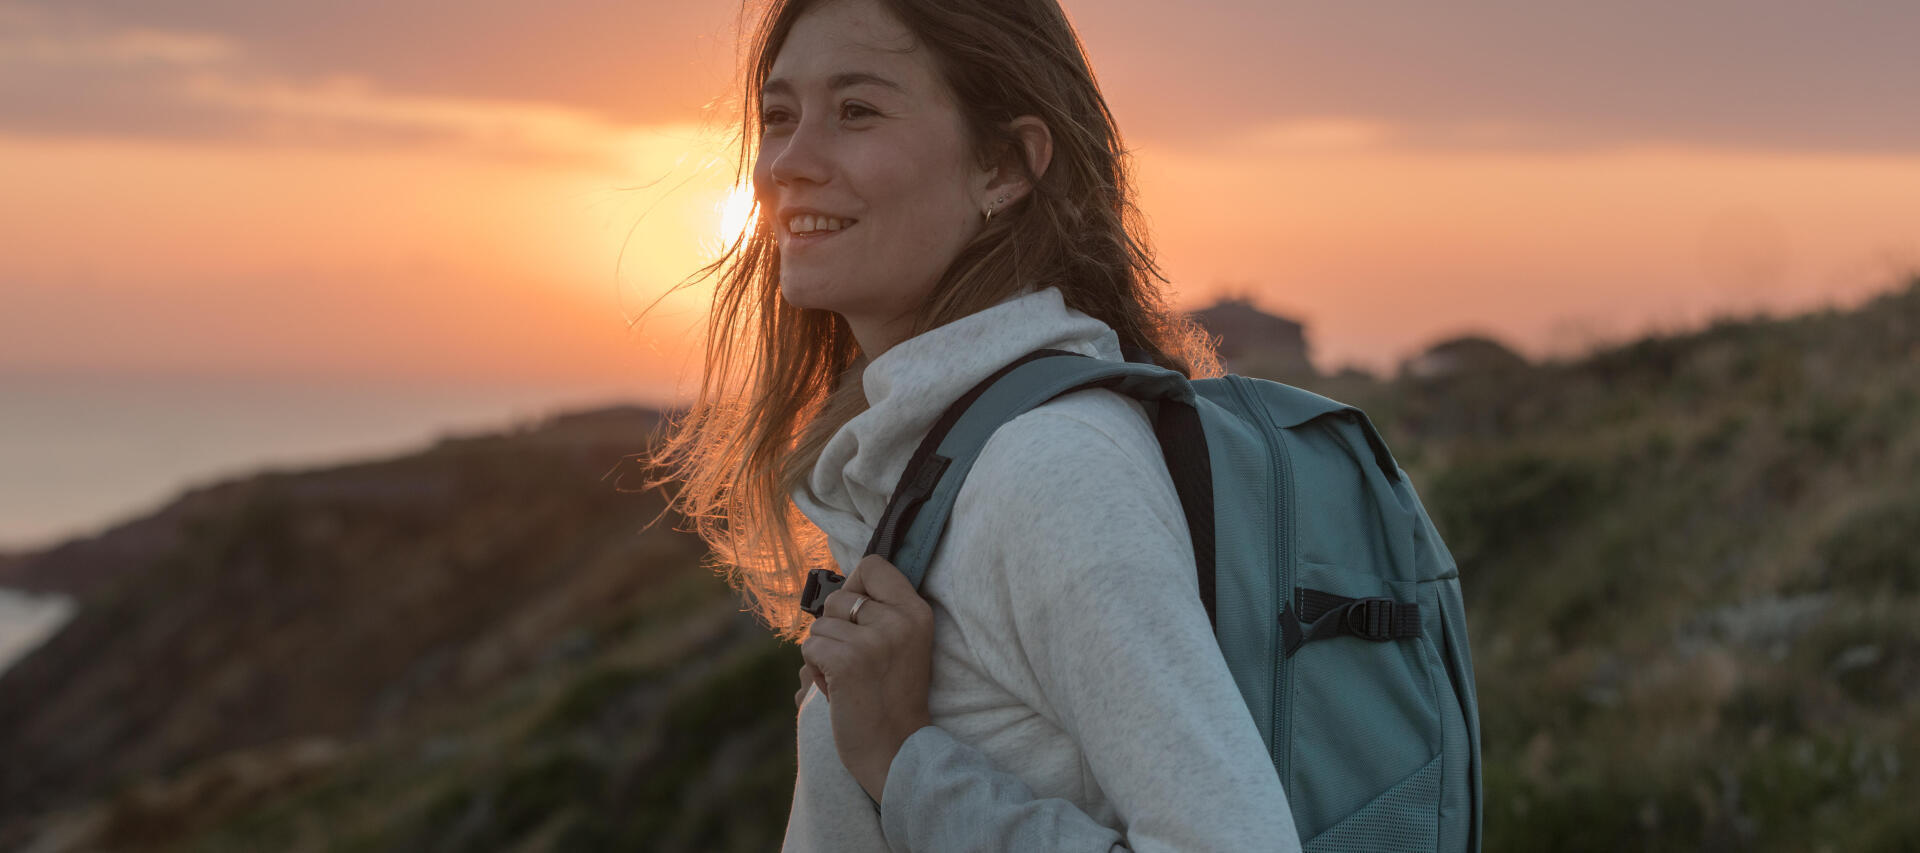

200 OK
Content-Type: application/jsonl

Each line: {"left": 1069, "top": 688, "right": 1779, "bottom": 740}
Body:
{"left": 4, "top": 0, "right": 1919, "bottom": 395}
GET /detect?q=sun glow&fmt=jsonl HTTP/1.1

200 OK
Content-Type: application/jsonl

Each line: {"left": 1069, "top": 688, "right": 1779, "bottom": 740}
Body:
{"left": 718, "top": 181, "right": 757, "bottom": 251}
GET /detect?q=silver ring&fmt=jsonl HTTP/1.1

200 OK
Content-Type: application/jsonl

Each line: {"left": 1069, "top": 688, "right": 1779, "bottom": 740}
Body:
{"left": 847, "top": 595, "right": 869, "bottom": 624}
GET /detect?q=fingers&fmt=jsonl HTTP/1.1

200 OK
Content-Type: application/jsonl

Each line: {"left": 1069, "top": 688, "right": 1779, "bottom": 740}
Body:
{"left": 799, "top": 634, "right": 841, "bottom": 705}
{"left": 850, "top": 555, "right": 925, "bottom": 615}
{"left": 824, "top": 555, "right": 921, "bottom": 613}
{"left": 820, "top": 587, "right": 888, "bottom": 628}
{"left": 811, "top": 559, "right": 931, "bottom": 642}
{"left": 841, "top": 561, "right": 869, "bottom": 597}
{"left": 803, "top": 557, "right": 932, "bottom": 703}
{"left": 846, "top": 554, "right": 885, "bottom": 597}
{"left": 801, "top": 628, "right": 850, "bottom": 688}
{"left": 808, "top": 595, "right": 924, "bottom": 664}
{"left": 796, "top": 663, "right": 824, "bottom": 708}
{"left": 806, "top": 607, "right": 865, "bottom": 640}
{"left": 839, "top": 553, "right": 896, "bottom": 599}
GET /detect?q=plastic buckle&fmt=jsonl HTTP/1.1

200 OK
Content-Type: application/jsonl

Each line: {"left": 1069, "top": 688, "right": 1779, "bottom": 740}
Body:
{"left": 1344, "top": 598, "right": 1396, "bottom": 641}
{"left": 799, "top": 568, "right": 845, "bottom": 617}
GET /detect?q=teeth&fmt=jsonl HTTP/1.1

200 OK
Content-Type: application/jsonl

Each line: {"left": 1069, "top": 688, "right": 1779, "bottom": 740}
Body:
{"left": 788, "top": 214, "right": 853, "bottom": 235}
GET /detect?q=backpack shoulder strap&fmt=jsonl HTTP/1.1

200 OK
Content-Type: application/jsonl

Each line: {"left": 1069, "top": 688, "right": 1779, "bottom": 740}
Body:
{"left": 864, "top": 349, "right": 1199, "bottom": 590}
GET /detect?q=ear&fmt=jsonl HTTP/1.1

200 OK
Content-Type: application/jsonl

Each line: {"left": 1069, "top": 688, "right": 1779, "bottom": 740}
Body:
{"left": 977, "top": 115, "right": 1053, "bottom": 213}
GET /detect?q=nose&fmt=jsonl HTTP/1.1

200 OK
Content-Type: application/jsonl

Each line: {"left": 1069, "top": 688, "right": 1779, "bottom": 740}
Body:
{"left": 767, "top": 112, "right": 831, "bottom": 190}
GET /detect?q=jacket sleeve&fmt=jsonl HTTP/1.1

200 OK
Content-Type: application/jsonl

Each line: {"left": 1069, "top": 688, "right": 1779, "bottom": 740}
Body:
{"left": 877, "top": 404, "right": 1302, "bottom": 853}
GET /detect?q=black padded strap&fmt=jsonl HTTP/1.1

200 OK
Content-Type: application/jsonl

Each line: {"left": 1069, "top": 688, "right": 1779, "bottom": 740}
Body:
{"left": 1153, "top": 398, "right": 1216, "bottom": 631}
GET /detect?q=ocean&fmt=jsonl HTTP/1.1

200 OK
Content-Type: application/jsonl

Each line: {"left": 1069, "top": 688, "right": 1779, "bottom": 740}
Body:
{"left": 0, "top": 370, "right": 674, "bottom": 676}
{"left": 0, "top": 371, "right": 670, "bottom": 554}
{"left": 0, "top": 588, "right": 73, "bottom": 676}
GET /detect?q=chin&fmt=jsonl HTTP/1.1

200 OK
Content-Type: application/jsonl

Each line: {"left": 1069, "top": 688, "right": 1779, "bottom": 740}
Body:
{"left": 778, "top": 273, "right": 840, "bottom": 314}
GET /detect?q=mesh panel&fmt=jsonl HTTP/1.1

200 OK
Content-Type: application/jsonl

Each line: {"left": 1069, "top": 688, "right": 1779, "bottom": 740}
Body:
{"left": 1304, "top": 754, "right": 1442, "bottom": 853}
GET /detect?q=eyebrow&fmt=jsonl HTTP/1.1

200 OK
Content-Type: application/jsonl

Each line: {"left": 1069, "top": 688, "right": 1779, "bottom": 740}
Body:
{"left": 761, "top": 71, "right": 907, "bottom": 100}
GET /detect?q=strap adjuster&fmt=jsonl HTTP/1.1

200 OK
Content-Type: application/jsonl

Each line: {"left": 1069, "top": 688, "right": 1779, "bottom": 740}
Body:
{"left": 1344, "top": 597, "right": 1398, "bottom": 641}
{"left": 1283, "top": 586, "right": 1422, "bottom": 657}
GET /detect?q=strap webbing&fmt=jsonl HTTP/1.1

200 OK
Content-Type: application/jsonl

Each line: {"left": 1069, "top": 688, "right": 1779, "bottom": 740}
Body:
{"left": 1280, "top": 587, "right": 1421, "bottom": 658}
{"left": 850, "top": 348, "right": 1216, "bottom": 630}
{"left": 863, "top": 349, "right": 1080, "bottom": 561}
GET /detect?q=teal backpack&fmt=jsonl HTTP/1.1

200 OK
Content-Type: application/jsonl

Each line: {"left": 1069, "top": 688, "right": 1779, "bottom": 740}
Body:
{"left": 800, "top": 348, "right": 1483, "bottom": 852}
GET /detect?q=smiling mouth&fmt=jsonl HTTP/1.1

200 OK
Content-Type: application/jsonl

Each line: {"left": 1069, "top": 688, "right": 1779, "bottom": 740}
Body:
{"left": 786, "top": 214, "right": 859, "bottom": 239}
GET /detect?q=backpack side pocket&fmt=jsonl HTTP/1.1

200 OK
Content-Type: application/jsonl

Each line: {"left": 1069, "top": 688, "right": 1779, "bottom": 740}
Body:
{"left": 1284, "top": 563, "right": 1444, "bottom": 844}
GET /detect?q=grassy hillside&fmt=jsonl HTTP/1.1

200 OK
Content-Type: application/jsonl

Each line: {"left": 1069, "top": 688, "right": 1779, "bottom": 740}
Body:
{"left": 2, "top": 277, "right": 1913, "bottom": 851}
{"left": 1383, "top": 277, "right": 1920, "bottom": 850}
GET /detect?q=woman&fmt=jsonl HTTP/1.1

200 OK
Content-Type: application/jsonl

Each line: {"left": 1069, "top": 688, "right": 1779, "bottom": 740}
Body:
{"left": 651, "top": 0, "right": 1301, "bottom": 848}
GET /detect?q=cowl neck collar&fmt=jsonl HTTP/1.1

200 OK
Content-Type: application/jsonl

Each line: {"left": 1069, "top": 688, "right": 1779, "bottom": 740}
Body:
{"left": 791, "top": 285, "right": 1124, "bottom": 571}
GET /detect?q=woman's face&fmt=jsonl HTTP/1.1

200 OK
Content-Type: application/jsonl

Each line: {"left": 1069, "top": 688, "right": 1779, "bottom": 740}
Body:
{"left": 754, "top": 0, "right": 989, "bottom": 355}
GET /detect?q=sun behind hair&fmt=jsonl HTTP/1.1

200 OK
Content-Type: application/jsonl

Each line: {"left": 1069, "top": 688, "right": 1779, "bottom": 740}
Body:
{"left": 645, "top": 0, "right": 1221, "bottom": 642}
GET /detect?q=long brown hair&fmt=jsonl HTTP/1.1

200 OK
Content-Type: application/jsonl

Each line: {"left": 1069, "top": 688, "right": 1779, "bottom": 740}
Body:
{"left": 646, "top": 0, "right": 1221, "bottom": 642}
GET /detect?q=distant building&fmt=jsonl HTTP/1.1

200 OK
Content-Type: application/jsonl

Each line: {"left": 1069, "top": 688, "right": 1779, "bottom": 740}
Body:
{"left": 1190, "top": 297, "right": 1315, "bottom": 378}
{"left": 1401, "top": 335, "right": 1528, "bottom": 379}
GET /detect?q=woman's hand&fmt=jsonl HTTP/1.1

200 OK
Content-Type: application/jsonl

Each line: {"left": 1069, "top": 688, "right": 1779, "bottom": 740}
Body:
{"left": 795, "top": 663, "right": 823, "bottom": 708}
{"left": 799, "top": 554, "right": 936, "bottom": 803}
{"left": 795, "top": 658, "right": 832, "bottom": 706}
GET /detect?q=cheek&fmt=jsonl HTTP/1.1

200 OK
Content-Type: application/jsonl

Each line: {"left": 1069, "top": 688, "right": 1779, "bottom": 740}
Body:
{"left": 862, "top": 161, "right": 971, "bottom": 245}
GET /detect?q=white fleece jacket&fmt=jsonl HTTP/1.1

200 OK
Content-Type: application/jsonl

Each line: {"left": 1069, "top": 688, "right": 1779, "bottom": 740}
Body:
{"left": 782, "top": 286, "right": 1301, "bottom": 852}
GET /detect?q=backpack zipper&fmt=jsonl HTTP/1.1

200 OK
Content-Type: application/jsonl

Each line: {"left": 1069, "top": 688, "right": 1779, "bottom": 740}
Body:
{"left": 1226, "top": 375, "right": 1294, "bottom": 783}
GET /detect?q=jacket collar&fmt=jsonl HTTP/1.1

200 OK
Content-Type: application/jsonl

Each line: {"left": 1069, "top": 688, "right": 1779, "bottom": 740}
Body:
{"left": 791, "top": 285, "right": 1124, "bottom": 571}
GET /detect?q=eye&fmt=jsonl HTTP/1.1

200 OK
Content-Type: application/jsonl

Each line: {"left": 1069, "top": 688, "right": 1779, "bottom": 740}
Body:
{"left": 840, "top": 101, "right": 879, "bottom": 121}
{"left": 759, "top": 107, "right": 794, "bottom": 132}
